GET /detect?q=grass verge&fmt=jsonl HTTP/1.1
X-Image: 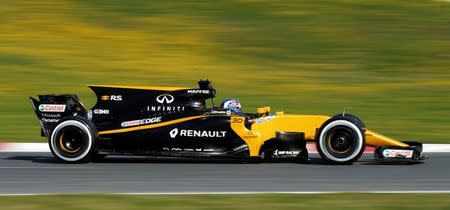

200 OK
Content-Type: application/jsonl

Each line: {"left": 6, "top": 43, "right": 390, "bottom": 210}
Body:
{"left": 1, "top": 193, "right": 450, "bottom": 210}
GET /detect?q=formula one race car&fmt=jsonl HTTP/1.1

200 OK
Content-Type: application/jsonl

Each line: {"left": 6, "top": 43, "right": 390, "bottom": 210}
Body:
{"left": 30, "top": 80, "right": 425, "bottom": 164}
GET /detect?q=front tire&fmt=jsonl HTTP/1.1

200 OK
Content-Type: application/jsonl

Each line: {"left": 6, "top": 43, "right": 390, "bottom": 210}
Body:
{"left": 316, "top": 117, "right": 365, "bottom": 165}
{"left": 49, "top": 117, "right": 96, "bottom": 163}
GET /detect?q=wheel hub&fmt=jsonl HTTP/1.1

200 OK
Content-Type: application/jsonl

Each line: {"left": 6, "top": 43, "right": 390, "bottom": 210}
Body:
{"left": 59, "top": 128, "right": 83, "bottom": 153}
{"left": 326, "top": 127, "right": 356, "bottom": 154}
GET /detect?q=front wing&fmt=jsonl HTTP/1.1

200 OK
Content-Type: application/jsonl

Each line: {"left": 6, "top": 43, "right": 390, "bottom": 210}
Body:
{"left": 374, "top": 141, "right": 426, "bottom": 163}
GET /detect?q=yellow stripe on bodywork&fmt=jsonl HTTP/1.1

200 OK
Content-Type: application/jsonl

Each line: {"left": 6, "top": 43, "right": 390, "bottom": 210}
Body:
{"left": 365, "top": 130, "right": 409, "bottom": 147}
{"left": 89, "top": 85, "right": 189, "bottom": 91}
{"left": 99, "top": 115, "right": 205, "bottom": 135}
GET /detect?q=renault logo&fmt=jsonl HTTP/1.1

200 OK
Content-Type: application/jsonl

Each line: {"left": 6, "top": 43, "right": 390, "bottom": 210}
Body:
{"left": 169, "top": 128, "right": 179, "bottom": 138}
{"left": 156, "top": 94, "right": 174, "bottom": 104}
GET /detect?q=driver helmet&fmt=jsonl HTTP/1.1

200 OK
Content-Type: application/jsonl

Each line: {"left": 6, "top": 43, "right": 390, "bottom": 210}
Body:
{"left": 220, "top": 99, "right": 242, "bottom": 114}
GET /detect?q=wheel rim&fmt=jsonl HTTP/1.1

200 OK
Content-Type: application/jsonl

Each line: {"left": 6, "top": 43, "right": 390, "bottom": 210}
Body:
{"left": 50, "top": 120, "right": 93, "bottom": 162}
{"left": 319, "top": 120, "right": 364, "bottom": 162}
{"left": 58, "top": 127, "right": 84, "bottom": 153}
{"left": 55, "top": 125, "right": 88, "bottom": 158}
{"left": 325, "top": 126, "right": 357, "bottom": 158}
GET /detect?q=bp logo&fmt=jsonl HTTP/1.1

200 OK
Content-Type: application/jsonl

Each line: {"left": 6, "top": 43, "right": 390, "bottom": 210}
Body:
{"left": 156, "top": 94, "right": 174, "bottom": 104}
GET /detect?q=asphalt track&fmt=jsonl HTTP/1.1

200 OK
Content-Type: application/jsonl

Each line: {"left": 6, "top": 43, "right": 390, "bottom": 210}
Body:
{"left": 0, "top": 152, "right": 449, "bottom": 194}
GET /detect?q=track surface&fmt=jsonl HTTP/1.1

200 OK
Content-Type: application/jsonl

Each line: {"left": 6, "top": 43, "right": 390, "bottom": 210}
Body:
{"left": 0, "top": 152, "right": 449, "bottom": 194}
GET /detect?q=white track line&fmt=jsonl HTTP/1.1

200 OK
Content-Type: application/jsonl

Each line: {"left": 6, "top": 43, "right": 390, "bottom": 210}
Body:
{"left": 0, "top": 166, "right": 90, "bottom": 169}
{"left": 116, "top": 191, "right": 450, "bottom": 195}
{"left": 0, "top": 143, "right": 50, "bottom": 152}
{"left": 1, "top": 191, "right": 450, "bottom": 196}
{"left": 423, "top": 144, "right": 450, "bottom": 153}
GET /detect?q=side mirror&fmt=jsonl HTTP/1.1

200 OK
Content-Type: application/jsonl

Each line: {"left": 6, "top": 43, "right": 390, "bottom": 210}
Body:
{"left": 257, "top": 106, "right": 271, "bottom": 116}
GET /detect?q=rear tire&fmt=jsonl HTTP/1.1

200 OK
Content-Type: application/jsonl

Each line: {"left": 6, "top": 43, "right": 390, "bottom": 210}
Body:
{"left": 316, "top": 117, "right": 365, "bottom": 165}
{"left": 49, "top": 117, "right": 97, "bottom": 163}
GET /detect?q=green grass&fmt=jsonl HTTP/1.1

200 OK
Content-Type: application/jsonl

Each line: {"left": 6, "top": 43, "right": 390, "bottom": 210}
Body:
{"left": 0, "top": 0, "right": 449, "bottom": 142}
{"left": 1, "top": 194, "right": 450, "bottom": 210}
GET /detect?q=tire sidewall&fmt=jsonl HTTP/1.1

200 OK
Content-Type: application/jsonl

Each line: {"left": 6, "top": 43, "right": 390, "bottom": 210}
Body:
{"left": 49, "top": 117, "right": 96, "bottom": 163}
{"left": 332, "top": 114, "right": 365, "bottom": 128}
{"left": 316, "top": 118, "right": 366, "bottom": 164}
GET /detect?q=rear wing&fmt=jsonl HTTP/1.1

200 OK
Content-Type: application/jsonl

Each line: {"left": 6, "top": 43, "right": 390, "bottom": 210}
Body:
{"left": 30, "top": 94, "right": 87, "bottom": 137}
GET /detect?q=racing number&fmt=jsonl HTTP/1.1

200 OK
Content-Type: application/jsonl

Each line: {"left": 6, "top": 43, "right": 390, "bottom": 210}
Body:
{"left": 231, "top": 117, "right": 244, "bottom": 124}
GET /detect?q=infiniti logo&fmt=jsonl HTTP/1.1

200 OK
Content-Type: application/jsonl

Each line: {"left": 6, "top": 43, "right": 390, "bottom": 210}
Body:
{"left": 156, "top": 94, "right": 174, "bottom": 104}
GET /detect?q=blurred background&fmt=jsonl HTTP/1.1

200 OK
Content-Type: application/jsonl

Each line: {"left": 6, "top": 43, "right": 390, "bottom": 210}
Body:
{"left": 0, "top": 0, "right": 449, "bottom": 143}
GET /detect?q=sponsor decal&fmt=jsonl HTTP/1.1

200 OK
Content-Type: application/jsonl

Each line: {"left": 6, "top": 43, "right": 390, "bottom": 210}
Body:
{"left": 41, "top": 113, "right": 61, "bottom": 118}
{"left": 101, "top": 95, "right": 122, "bottom": 101}
{"left": 169, "top": 128, "right": 227, "bottom": 139}
{"left": 121, "top": 116, "right": 162, "bottom": 127}
{"left": 148, "top": 105, "right": 185, "bottom": 112}
{"left": 156, "top": 94, "right": 174, "bottom": 104}
{"left": 210, "top": 110, "right": 231, "bottom": 115}
{"left": 163, "top": 147, "right": 213, "bottom": 152}
{"left": 382, "top": 149, "right": 414, "bottom": 158}
{"left": 41, "top": 118, "right": 59, "bottom": 123}
{"left": 151, "top": 94, "right": 185, "bottom": 112}
{"left": 38, "top": 104, "right": 66, "bottom": 113}
{"left": 273, "top": 150, "right": 300, "bottom": 156}
{"left": 163, "top": 147, "right": 212, "bottom": 152}
{"left": 94, "top": 109, "right": 110, "bottom": 115}
{"left": 187, "top": 89, "right": 210, "bottom": 94}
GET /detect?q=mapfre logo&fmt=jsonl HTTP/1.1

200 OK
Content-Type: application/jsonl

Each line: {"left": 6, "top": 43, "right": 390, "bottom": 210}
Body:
{"left": 156, "top": 94, "right": 174, "bottom": 104}
{"left": 187, "top": 89, "right": 210, "bottom": 94}
{"left": 101, "top": 95, "right": 122, "bottom": 101}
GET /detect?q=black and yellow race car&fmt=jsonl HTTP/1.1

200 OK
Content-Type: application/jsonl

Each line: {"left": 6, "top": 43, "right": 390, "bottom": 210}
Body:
{"left": 30, "top": 80, "right": 425, "bottom": 164}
